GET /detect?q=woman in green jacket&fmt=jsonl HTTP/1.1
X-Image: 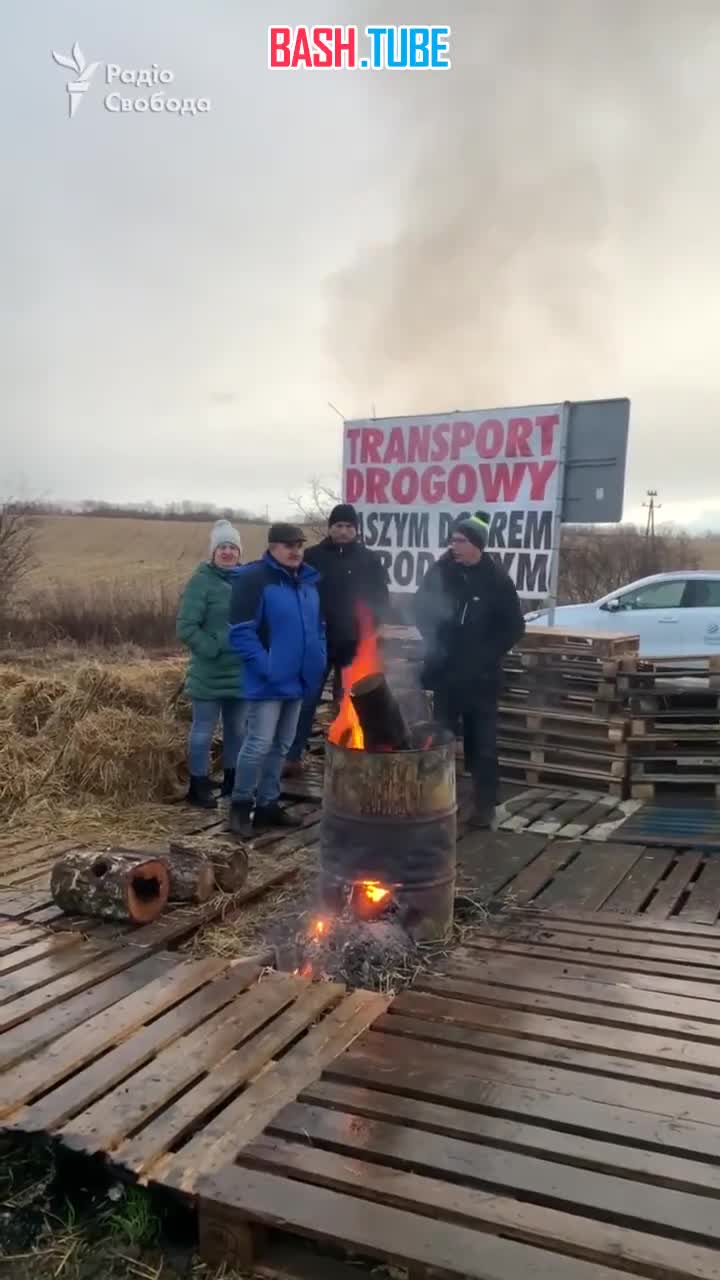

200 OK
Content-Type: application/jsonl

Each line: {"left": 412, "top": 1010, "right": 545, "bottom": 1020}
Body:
{"left": 177, "top": 519, "right": 245, "bottom": 808}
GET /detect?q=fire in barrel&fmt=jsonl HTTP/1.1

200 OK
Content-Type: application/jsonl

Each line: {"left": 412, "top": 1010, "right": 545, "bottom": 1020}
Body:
{"left": 321, "top": 609, "right": 456, "bottom": 942}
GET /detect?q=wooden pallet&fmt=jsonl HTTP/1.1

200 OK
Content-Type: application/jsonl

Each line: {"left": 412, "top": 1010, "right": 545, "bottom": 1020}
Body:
{"left": 0, "top": 945, "right": 387, "bottom": 1186}
{"left": 499, "top": 740, "right": 627, "bottom": 780}
{"left": 521, "top": 626, "right": 640, "bottom": 657}
{"left": 190, "top": 914, "right": 720, "bottom": 1279}
{"left": 500, "top": 686, "right": 622, "bottom": 716}
{"left": 498, "top": 705, "right": 627, "bottom": 743}
{"left": 499, "top": 761, "right": 625, "bottom": 798}
{"left": 629, "top": 714, "right": 720, "bottom": 738}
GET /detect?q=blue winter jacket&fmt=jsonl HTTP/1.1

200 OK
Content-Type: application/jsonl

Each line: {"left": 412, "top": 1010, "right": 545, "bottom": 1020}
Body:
{"left": 227, "top": 553, "right": 327, "bottom": 701}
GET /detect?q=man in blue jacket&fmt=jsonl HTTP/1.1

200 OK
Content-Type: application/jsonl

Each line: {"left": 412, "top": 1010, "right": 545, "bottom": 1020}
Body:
{"left": 227, "top": 523, "right": 326, "bottom": 837}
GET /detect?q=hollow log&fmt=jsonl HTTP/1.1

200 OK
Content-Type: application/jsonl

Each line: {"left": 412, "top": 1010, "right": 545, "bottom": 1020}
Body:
{"left": 350, "top": 673, "right": 410, "bottom": 751}
{"left": 169, "top": 840, "right": 249, "bottom": 894}
{"left": 51, "top": 847, "right": 170, "bottom": 924}
{"left": 160, "top": 847, "right": 215, "bottom": 903}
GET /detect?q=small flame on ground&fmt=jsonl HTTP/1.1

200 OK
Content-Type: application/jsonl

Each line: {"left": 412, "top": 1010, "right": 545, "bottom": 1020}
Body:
{"left": 360, "top": 880, "right": 391, "bottom": 905}
{"left": 312, "top": 918, "right": 327, "bottom": 937}
{"left": 328, "top": 603, "right": 382, "bottom": 750}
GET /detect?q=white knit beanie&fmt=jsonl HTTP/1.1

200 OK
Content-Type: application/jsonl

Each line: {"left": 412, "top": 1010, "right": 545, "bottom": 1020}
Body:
{"left": 209, "top": 518, "right": 242, "bottom": 557}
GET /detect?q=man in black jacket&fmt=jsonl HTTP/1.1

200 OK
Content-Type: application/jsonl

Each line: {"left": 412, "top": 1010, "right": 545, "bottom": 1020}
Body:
{"left": 416, "top": 515, "right": 525, "bottom": 829}
{"left": 284, "top": 503, "right": 390, "bottom": 771}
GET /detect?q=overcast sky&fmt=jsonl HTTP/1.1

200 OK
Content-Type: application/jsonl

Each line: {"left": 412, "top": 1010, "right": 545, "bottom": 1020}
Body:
{"left": 4, "top": 0, "right": 720, "bottom": 526}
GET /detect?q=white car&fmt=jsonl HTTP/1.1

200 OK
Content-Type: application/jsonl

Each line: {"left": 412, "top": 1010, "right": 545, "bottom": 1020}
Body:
{"left": 525, "top": 571, "right": 720, "bottom": 657}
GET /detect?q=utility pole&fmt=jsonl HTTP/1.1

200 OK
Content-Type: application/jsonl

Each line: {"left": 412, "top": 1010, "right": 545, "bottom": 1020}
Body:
{"left": 643, "top": 489, "right": 661, "bottom": 570}
{"left": 643, "top": 488, "right": 660, "bottom": 540}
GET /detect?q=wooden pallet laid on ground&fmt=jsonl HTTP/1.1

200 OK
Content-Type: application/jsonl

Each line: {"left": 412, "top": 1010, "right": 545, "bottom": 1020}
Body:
{"left": 454, "top": 823, "right": 720, "bottom": 923}
{"left": 0, "top": 943, "right": 386, "bottom": 1190}
{"left": 188, "top": 912, "right": 720, "bottom": 1279}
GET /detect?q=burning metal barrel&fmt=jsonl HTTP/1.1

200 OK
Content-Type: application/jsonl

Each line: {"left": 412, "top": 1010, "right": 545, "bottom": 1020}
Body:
{"left": 320, "top": 728, "right": 457, "bottom": 942}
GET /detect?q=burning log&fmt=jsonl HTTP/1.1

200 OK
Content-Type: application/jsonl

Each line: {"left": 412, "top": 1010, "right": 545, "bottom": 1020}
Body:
{"left": 51, "top": 847, "right": 170, "bottom": 924}
{"left": 349, "top": 673, "right": 410, "bottom": 752}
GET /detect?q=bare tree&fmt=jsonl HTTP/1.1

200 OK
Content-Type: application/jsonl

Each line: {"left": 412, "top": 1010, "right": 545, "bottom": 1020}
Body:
{"left": 559, "top": 524, "right": 700, "bottom": 603}
{"left": 0, "top": 502, "right": 37, "bottom": 607}
{"left": 288, "top": 477, "right": 340, "bottom": 541}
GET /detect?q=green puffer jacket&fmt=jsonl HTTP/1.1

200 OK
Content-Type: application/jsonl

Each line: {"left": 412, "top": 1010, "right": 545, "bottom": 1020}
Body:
{"left": 176, "top": 562, "right": 244, "bottom": 701}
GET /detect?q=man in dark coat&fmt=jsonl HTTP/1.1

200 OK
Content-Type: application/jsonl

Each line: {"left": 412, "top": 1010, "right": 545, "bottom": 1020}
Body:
{"left": 284, "top": 503, "right": 390, "bottom": 771}
{"left": 416, "top": 515, "right": 525, "bottom": 829}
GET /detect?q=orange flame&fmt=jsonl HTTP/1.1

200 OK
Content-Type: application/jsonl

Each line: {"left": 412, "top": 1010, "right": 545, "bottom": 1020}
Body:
{"left": 328, "top": 603, "right": 382, "bottom": 751}
{"left": 360, "top": 880, "right": 391, "bottom": 905}
{"left": 312, "top": 918, "right": 327, "bottom": 937}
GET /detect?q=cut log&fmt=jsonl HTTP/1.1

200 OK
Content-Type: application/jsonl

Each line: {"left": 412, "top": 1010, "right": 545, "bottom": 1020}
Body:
{"left": 50, "top": 848, "right": 170, "bottom": 924}
{"left": 350, "top": 673, "right": 410, "bottom": 751}
{"left": 160, "top": 847, "right": 215, "bottom": 903}
{"left": 169, "top": 840, "right": 249, "bottom": 895}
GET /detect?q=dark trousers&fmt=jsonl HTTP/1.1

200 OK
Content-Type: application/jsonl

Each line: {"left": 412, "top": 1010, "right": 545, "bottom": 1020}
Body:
{"left": 434, "top": 689, "right": 499, "bottom": 809}
{"left": 286, "top": 663, "right": 343, "bottom": 762}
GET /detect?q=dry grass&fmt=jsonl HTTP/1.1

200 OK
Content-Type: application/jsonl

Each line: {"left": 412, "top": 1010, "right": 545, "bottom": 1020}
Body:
{"left": 23, "top": 516, "right": 274, "bottom": 591}
{"left": 0, "top": 654, "right": 196, "bottom": 834}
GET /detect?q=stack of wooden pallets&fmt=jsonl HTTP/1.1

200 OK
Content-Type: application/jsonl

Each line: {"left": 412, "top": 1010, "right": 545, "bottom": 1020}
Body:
{"left": 498, "top": 628, "right": 640, "bottom": 798}
{"left": 620, "top": 655, "right": 720, "bottom": 799}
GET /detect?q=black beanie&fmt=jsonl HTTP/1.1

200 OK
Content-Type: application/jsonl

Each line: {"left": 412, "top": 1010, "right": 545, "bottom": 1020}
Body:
{"left": 452, "top": 514, "right": 490, "bottom": 550}
{"left": 328, "top": 503, "right": 359, "bottom": 529}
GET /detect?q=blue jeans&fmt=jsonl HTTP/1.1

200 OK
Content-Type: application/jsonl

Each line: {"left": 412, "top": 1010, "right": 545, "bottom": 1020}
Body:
{"left": 232, "top": 699, "right": 302, "bottom": 807}
{"left": 189, "top": 699, "right": 246, "bottom": 776}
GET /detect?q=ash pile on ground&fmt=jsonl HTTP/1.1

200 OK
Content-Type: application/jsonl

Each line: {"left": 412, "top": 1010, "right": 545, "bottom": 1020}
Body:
{"left": 291, "top": 910, "right": 449, "bottom": 994}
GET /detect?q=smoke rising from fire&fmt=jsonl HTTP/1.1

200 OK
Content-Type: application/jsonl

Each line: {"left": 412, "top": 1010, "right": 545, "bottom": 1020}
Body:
{"left": 328, "top": 0, "right": 720, "bottom": 460}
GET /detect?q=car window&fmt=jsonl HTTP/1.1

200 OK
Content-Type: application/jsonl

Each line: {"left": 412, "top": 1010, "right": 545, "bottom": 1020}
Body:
{"left": 682, "top": 579, "right": 720, "bottom": 608}
{"left": 617, "top": 580, "right": 687, "bottom": 610}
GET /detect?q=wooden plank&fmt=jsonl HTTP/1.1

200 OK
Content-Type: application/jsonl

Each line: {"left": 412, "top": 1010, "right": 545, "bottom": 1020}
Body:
{"left": 468, "top": 926, "right": 720, "bottom": 970}
{"left": 0, "top": 932, "right": 81, "bottom": 976}
{"left": 601, "top": 849, "right": 674, "bottom": 913}
{"left": 441, "top": 952, "right": 720, "bottom": 1019}
{"left": 641, "top": 852, "right": 705, "bottom": 920}
{"left": 303, "top": 1076, "right": 720, "bottom": 1201}
{"left": 330, "top": 1034, "right": 720, "bottom": 1160}
{"left": 333, "top": 1030, "right": 720, "bottom": 1134}
{"left": 0, "top": 926, "right": 50, "bottom": 956}
{"left": 119, "top": 982, "right": 344, "bottom": 1179}
{"left": 519, "top": 906, "right": 720, "bottom": 940}
{"left": 198, "top": 1163, "right": 645, "bottom": 1280}
{"left": 399, "top": 978, "right": 720, "bottom": 1045}
{"left": 456, "top": 832, "right": 547, "bottom": 898}
{"left": 9, "top": 961, "right": 262, "bottom": 1134}
{"left": 0, "top": 892, "right": 54, "bottom": 919}
{"left": 464, "top": 936, "right": 720, "bottom": 985}
{"left": 268, "top": 1101, "right": 720, "bottom": 1242}
{"left": 502, "top": 841, "right": 581, "bottom": 904}
{"left": 533, "top": 844, "right": 643, "bottom": 912}
{"left": 0, "top": 939, "right": 107, "bottom": 1005}
{"left": 479, "top": 914, "right": 720, "bottom": 953}
{"left": 525, "top": 794, "right": 601, "bottom": 835}
{"left": 679, "top": 858, "right": 720, "bottom": 925}
{"left": 0, "top": 939, "right": 199, "bottom": 1035}
{"left": 0, "top": 951, "right": 179, "bottom": 1072}
{"left": 168, "top": 989, "right": 389, "bottom": 1191}
{"left": 244, "top": 1132, "right": 720, "bottom": 1280}
{"left": 0, "top": 956, "right": 228, "bottom": 1118}
{"left": 379, "top": 1002, "right": 720, "bottom": 1093}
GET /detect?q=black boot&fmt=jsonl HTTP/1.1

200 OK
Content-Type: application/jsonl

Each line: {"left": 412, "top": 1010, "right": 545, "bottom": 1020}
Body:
{"left": 187, "top": 776, "right": 218, "bottom": 809}
{"left": 253, "top": 802, "right": 301, "bottom": 830}
{"left": 220, "top": 768, "right": 236, "bottom": 798}
{"left": 228, "top": 800, "right": 253, "bottom": 839}
{"left": 468, "top": 802, "right": 496, "bottom": 831}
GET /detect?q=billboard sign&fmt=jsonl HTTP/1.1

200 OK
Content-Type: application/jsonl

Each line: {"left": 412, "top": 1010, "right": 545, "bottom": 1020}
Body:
{"left": 343, "top": 404, "right": 567, "bottom": 598}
